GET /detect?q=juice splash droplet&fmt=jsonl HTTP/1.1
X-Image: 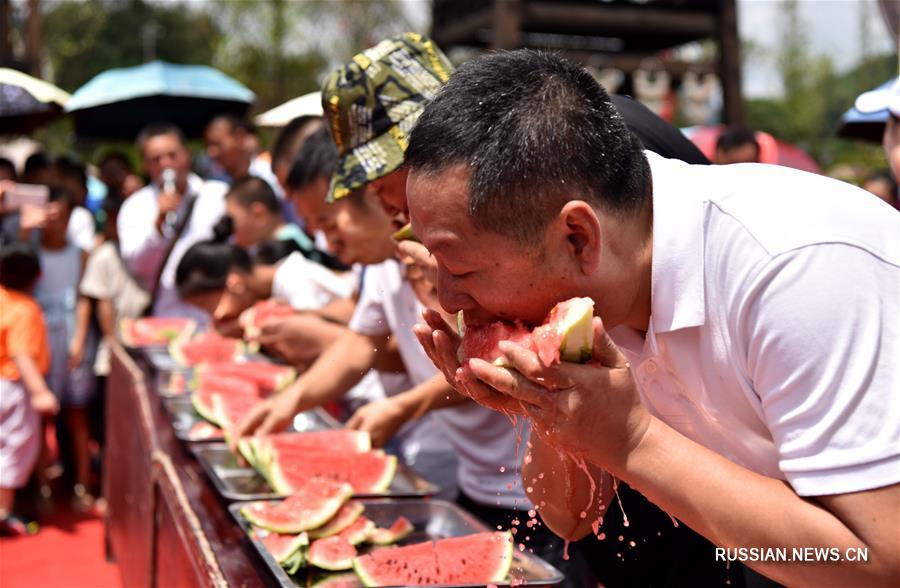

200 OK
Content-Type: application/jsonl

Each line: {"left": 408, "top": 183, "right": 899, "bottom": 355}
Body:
{"left": 499, "top": 466, "right": 506, "bottom": 473}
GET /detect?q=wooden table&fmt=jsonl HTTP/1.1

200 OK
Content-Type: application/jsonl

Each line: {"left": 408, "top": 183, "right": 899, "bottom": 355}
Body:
{"left": 104, "top": 342, "right": 277, "bottom": 588}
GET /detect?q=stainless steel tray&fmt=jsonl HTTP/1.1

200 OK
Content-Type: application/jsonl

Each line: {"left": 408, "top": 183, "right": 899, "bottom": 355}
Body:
{"left": 191, "top": 443, "right": 438, "bottom": 501}
{"left": 165, "top": 397, "right": 340, "bottom": 444}
{"left": 155, "top": 367, "right": 194, "bottom": 397}
{"left": 229, "top": 498, "right": 564, "bottom": 587}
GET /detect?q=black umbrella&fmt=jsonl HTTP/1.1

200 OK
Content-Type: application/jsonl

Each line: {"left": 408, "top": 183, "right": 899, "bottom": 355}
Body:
{"left": 0, "top": 68, "right": 71, "bottom": 134}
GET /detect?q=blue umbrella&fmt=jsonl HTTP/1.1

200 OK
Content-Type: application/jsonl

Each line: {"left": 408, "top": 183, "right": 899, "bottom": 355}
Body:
{"left": 838, "top": 79, "right": 896, "bottom": 143}
{"left": 66, "top": 61, "right": 255, "bottom": 140}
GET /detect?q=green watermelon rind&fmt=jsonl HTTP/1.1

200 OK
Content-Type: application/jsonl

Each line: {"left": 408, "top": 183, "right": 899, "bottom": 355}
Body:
{"left": 352, "top": 531, "right": 514, "bottom": 588}
{"left": 308, "top": 536, "right": 357, "bottom": 571}
{"left": 191, "top": 390, "right": 220, "bottom": 426}
{"left": 308, "top": 501, "right": 365, "bottom": 539}
{"left": 340, "top": 518, "right": 375, "bottom": 546}
{"left": 268, "top": 452, "right": 397, "bottom": 496}
{"left": 240, "top": 484, "right": 353, "bottom": 534}
{"left": 554, "top": 297, "right": 595, "bottom": 363}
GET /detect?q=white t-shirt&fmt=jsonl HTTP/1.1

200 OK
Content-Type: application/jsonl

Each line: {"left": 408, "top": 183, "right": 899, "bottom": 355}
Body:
{"left": 272, "top": 252, "right": 357, "bottom": 310}
{"left": 611, "top": 152, "right": 900, "bottom": 497}
{"left": 118, "top": 173, "right": 227, "bottom": 324}
{"left": 349, "top": 259, "right": 529, "bottom": 508}
{"left": 67, "top": 206, "right": 96, "bottom": 252}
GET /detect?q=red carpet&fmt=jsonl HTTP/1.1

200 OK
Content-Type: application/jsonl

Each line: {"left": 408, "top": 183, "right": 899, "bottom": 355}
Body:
{"left": 0, "top": 506, "right": 119, "bottom": 588}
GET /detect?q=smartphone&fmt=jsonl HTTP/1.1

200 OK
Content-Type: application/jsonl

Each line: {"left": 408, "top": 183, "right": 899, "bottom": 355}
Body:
{"left": 4, "top": 183, "right": 50, "bottom": 209}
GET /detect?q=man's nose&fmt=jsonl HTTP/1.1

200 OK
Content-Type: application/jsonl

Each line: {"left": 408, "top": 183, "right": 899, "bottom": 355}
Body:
{"left": 436, "top": 271, "right": 473, "bottom": 316}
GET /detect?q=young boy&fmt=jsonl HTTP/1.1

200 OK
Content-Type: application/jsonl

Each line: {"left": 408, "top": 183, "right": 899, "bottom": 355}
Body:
{"left": 0, "top": 242, "right": 59, "bottom": 535}
{"left": 224, "top": 176, "right": 312, "bottom": 253}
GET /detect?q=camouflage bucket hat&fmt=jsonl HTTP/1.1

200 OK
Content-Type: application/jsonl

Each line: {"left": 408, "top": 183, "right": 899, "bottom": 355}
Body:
{"left": 321, "top": 32, "right": 453, "bottom": 201}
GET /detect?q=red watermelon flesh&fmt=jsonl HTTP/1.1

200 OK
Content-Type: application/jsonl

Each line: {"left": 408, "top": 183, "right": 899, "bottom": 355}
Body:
{"left": 260, "top": 430, "right": 371, "bottom": 466}
{"left": 191, "top": 373, "right": 264, "bottom": 424}
{"left": 458, "top": 297, "right": 595, "bottom": 367}
{"left": 196, "top": 361, "right": 296, "bottom": 392}
{"left": 211, "top": 393, "right": 265, "bottom": 430}
{"left": 240, "top": 479, "right": 353, "bottom": 533}
{"left": 170, "top": 331, "right": 243, "bottom": 366}
{"left": 309, "top": 535, "right": 357, "bottom": 571}
{"left": 120, "top": 317, "right": 196, "bottom": 346}
{"left": 269, "top": 451, "right": 397, "bottom": 495}
{"left": 353, "top": 531, "right": 513, "bottom": 587}
{"left": 241, "top": 299, "right": 296, "bottom": 339}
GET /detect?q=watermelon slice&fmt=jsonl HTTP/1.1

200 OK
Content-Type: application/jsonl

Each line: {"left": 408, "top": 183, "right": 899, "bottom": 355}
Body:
{"left": 268, "top": 451, "right": 397, "bottom": 495}
{"left": 309, "top": 501, "right": 364, "bottom": 539}
{"left": 458, "top": 296, "right": 595, "bottom": 366}
{"left": 211, "top": 393, "right": 265, "bottom": 431}
{"left": 367, "top": 516, "right": 413, "bottom": 545}
{"left": 190, "top": 373, "right": 262, "bottom": 425}
{"left": 353, "top": 532, "right": 513, "bottom": 587}
{"left": 257, "top": 430, "right": 371, "bottom": 468}
{"left": 391, "top": 223, "right": 419, "bottom": 243}
{"left": 193, "top": 361, "right": 296, "bottom": 392}
{"left": 119, "top": 317, "right": 196, "bottom": 347}
{"left": 339, "top": 516, "right": 375, "bottom": 546}
{"left": 240, "top": 299, "right": 296, "bottom": 341}
{"left": 309, "top": 535, "right": 357, "bottom": 571}
{"left": 240, "top": 479, "right": 353, "bottom": 533}
{"left": 254, "top": 528, "right": 309, "bottom": 565}
{"left": 169, "top": 331, "right": 244, "bottom": 366}
{"left": 310, "top": 573, "right": 361, "bottom": 587}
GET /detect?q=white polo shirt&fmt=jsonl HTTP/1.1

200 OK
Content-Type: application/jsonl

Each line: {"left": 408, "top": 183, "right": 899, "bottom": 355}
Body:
{"left": 611, "top": 152, "right": 900, "bottom": 497}
{"left": 350, "top": 259, "right": 530, "bottom": 509}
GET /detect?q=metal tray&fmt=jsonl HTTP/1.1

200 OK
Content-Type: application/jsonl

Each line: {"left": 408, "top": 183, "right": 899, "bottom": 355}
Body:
{"left": 229, "top": 498, "right": 564, "bottom": 587}
{"left": 165, "top": 397, "right": 340, "bottom": 444}
{"left": 144, "top": 347, "right": 188, "bottom": 371}
{"left": 155, "top": 367, "right": 194, "bottom": 397}
{"left": 192, "top": 443, "right": 438, "bottom": 501}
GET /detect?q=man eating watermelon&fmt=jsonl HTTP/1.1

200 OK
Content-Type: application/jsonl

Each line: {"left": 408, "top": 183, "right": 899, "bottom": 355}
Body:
{"left": 405, "top": 50, "right": 899, "bottom": 587}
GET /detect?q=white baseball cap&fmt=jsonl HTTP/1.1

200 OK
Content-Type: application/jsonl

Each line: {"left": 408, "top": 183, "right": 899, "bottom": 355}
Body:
{"left": 854, "top": 77, "right": 900, "bottom": 117}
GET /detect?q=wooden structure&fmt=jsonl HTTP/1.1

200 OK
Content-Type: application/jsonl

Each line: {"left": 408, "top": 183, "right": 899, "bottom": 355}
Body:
{"left": 431, "top": 0, "right": 745, "bottom": 126}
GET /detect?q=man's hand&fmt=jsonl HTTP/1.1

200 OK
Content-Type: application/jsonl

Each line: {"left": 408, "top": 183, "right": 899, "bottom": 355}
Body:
{"left": 155, "top": 188, "right": 183, "bottom": 233}
{"left": 32, "top": 389, "right": 60, "bottom": 417}
{"left": 251, "top": 313, "right": 343, "bottom": 367}
{"left": 397, "top": 239, "right": 437, "bottom": 291}
{"left": 346, "top": 397, "right": 412, "bottom": 448}
{"left": 229, "top": 390, "right": 298, "bottom": 453}
{"left": 19, "top": 203, "right": 47, "bottom": 231}
{"left": 466, "top": 317, "right": 651, "bottom": 469}
{"left": 413, "top": 308, "right": 533, "bottom": 414}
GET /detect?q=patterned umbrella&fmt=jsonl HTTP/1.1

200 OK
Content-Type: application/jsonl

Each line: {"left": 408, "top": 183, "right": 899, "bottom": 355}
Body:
{"left": 65, "top": 61, "right": 255, "bottom": 140}
{"left": 0, "top": 68, "right": 71, "bottom": 134}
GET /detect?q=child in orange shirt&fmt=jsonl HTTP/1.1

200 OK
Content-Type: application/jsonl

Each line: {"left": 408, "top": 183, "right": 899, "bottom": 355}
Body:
{"left": 0, "top": 241, "right": 59, "bottom": 535}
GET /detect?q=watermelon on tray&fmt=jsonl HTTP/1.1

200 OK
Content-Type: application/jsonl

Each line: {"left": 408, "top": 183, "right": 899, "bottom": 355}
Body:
{"left": 367, "top": 516, "right": 413, "bottom": 545}
{"left": 241, "top": 478, "right": 353, "bottom": 533}
{"left": 119, "top": 317, "right": 196, "bottom": 347}
{"left": 309, "top": 535, "right": 357, "bottom": 571}
{"left": 193, "top": 361, "right": 296, "bottom": 392}
{"left": 191, "top": 374, "right": 263, "bottom": 425}
{"left": 309, "top": 501, "right": 365, "bottom": 539}
{"left": 353, "top": 531, "right": 513, "bottom": 587}
{"left": 169, "top": 331, "right": 244, "bottom": 367}
{"left": 254, "top": 527, "right": 309, "bottom": 566}
{"left": 211, "top": 393, "right": 267, "bottom": 432}
{"left": 255, "top": 430, "right": 371, "bottom": 467}
{"left": 240, "top": 299, "right": 296, "bottom": 341}
{"left": 268, "top": 451, "right": 397, "bottom": 496}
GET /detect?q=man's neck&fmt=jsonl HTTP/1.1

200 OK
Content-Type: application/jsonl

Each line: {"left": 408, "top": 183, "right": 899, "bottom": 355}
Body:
{"left": 610, "top": 199, "right": 654, "bottom": 334}
{"left": 249, "top": 265, "right": 277, "bottom": 298}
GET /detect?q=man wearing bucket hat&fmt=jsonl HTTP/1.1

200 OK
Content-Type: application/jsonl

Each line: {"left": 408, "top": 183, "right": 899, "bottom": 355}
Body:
{"left": 234, "top": 33, "right": 594, "bottom": 585}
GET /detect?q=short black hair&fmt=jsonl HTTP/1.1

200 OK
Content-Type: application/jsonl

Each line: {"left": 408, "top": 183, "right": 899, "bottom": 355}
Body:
{"left": 175, "top": 240, "right": 252, "bottom": 299}
{"left": 271, "top": 115, "right": 322, "bottom": 174}
{"left": 136, "top": 121, "right": 186, "bottom": 153}
{"left": 0, "top": 157, "right": 17, "bottom": 179}
{"left": 102, "top": 195, "right": 124, "bottom": 218}
{"left": 54, "top": 156, "right": 88, "bottom": 189}
{"left": 99, "top": 150, "right": 133, "bottom": 171}
{"left": 208, "top": 113, "right": 256, "bottom": 135}
{"left": 0, "top": 241, "right": 41, "bottom": 291}
{"left": 23, "top": 151, "right": 51, "bottom": 179}
{"left": 48, "top": 186, "right": 74, "bottom": 209}
{"left": 716, "top": 127, "right": 759, "bottom": 154}
{"left": 405, "top": 50, "right": 651, "bottom": 241}
{"left": 285, "top": 125, "right": 338, "bottom": 191}
{"left": 226, "top": 176, "right": 280, "bottom": 214}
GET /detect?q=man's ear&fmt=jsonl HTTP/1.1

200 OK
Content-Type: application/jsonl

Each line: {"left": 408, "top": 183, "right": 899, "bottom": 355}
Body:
{"left": 249, "top": 201, "right": 269, "bottom": 220}
{"left": 558, "top": 200, "right": 602, "bottom": 275}
{"left": 225, "top": 271, "right": 246, "bottom": 294}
